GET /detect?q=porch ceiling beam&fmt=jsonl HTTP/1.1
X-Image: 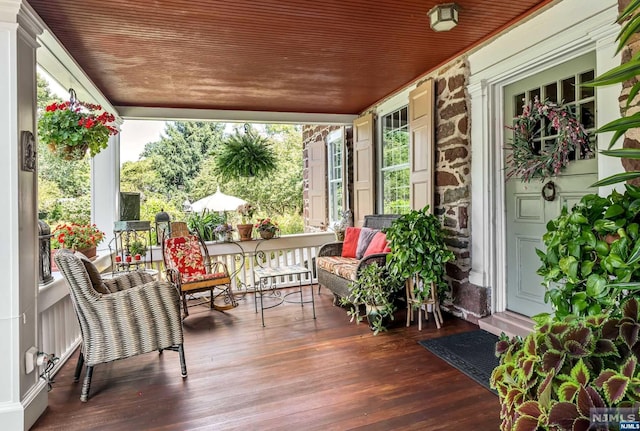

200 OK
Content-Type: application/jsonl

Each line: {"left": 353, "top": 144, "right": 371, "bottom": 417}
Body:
{"left": 115, "top": 106, "right": 357, "bottom": 125}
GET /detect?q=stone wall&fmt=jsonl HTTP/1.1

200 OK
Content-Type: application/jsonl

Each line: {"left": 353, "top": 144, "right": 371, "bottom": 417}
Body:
{"left": 428, "top": 59, "right": 489, "bottom": 322}
{"left": 618, "top": 0, "right": 640, "bottom": 183}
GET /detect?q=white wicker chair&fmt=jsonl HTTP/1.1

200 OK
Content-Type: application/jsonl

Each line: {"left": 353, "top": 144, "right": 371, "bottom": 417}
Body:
{"left": 54, "top": 248, "right": 187, "bottom": 402}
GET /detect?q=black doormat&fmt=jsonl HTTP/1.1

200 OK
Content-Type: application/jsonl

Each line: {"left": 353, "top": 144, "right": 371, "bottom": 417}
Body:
{"left": 419, "top": 330, "right": 499, "bottom": 393}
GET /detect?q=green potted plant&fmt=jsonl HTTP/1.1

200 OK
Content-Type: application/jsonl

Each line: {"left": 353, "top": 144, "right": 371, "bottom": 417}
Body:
{"left": 128, "top": 239, "right": 147, "bottom": 260}
{"left": 491, "top": 298, "right": 640, "bottom": 431}
{"left": 385, "top": 206, "right": 455, "bottom": 304}
{"left": 38, "top": 90, "right": 119, "bottom": 160}
{"left": 537, "top": 185, "right": 640, "bottom": 320}
{"left": 187, "top": 210, "right": 226, "bottom": 241}
{"left": 340, "top": 262, "right": 403, "bottom": 335}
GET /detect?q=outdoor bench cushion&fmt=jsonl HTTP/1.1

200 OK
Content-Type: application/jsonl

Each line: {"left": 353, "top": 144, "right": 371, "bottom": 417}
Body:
{"left": 317, "top": 256, "right": 359, "bottom": 281}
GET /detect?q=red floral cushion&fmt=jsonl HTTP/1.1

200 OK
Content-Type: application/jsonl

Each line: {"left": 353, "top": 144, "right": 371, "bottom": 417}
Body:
{"left": 341, "top": 227, "right": 361, "bottom": 258}
{"left": 164, "top": 235, "right": 206, "bottom": 277}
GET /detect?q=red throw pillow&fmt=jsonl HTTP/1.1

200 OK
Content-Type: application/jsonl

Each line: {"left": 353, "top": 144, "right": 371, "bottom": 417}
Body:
{"left": 341, "top": 227, "right": 361, "bottom": 258}
{"left": 364, "top": 231, "right": 391, "bottom": 257}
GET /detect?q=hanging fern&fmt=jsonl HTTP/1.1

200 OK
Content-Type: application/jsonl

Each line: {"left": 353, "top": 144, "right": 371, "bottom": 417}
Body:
{"left": 214, "top": 127, "right": 277, "bottom": 180}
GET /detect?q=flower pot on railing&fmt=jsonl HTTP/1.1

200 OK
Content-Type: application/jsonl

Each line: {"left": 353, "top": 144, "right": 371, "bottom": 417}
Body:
{"left": 51, "top": 245, "right": 96, "bottom": 272}
{"left": 76, "top": 246, "right": 97, "bottom": 259}
{"left": 259, "top": 230, "right": 275, "bottom": 240}
{"left": 236, "top": 224, "right": 253, "bottom": 241}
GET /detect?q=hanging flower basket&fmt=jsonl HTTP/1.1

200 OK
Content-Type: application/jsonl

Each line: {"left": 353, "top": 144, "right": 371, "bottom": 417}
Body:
{"left": 38, "top": 89, "right": 119, "bottom": 160}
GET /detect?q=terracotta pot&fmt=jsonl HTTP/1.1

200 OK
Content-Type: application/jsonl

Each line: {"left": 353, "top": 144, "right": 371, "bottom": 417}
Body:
{"left": 236, "top": 224, "right": 254, "bottom": 241}
{"left": 51, "top": 246, "right": 97, "bottom": 272}
{"left": 51, "top": 249, "right": 59, "bottom": 272}
{"left": 76, "top": 246, "right": 97, "bottom": 259}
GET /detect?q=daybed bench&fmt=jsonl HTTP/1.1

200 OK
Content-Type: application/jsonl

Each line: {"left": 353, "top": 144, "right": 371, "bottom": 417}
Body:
{"left": 316, "top": 214, "right": 399, "bottom": 304}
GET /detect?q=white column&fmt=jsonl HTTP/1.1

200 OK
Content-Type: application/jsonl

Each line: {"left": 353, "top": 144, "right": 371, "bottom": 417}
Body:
{"left": 0, "top": 2, "right": 46, "bottom": 430}
{"left": 92, "top": 132, "right": 121, "bottom": 252}
{"left": 468, "top": 79, "right": 495, "bottom": 290}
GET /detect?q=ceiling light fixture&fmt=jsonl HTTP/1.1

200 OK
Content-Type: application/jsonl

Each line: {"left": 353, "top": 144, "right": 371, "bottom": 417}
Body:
{"left": 428, "top": 3, "right": 459, "bottom": 32}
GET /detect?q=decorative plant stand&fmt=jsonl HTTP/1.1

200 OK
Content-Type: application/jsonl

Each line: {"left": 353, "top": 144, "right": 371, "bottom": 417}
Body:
{"left": 109, "top": 220, "right": 153, "bottom": 273}
{"left": 406, "top": 275, "right": 443, "bottom": 330}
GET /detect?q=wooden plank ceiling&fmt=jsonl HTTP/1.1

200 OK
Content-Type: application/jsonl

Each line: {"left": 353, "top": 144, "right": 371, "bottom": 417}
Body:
{"left": 28, "top": 0, "right": 553, "bottom": 116}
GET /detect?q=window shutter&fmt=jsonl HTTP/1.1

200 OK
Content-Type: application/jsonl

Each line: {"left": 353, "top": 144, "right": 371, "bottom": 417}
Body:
{"left": 409, "top": 80, "right": 435, "bottom": 213}
{"left": 353, "top": 113, "right": 375, "bottom": 226}
{"left": 307, "top": 138, "right": 327, "bottom": 227}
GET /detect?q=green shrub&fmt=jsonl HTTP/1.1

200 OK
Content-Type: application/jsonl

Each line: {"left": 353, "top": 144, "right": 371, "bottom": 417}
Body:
{"left": 537, "top": 185, "right": 640, "bottom": 319}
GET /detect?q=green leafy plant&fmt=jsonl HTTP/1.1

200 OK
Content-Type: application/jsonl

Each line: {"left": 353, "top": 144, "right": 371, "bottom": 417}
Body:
{"left": 214, "top": 126, "right": 277, "bottom": 180}
{"left": 340, "top": 262, "right": 403, "bottom": 335}
{"left": 385, "top": 206, "right": 455, "bottom": 302}
{"left": 187, "top": 210, "right": 226, "bottom": 241}
{"left": 127, "top": 239, "right": 147, "bottom": 257}
{"left": 537, "top": 186, "right": 640, "bottom": 319}
{"left": 491, "top": 298, "right": 640, "bottom": 431}
{"left": 584, "top": 0, "right": 640, "bottom": 187}
{"left": 38, "top": 94, "right": 118, "bottom": 159}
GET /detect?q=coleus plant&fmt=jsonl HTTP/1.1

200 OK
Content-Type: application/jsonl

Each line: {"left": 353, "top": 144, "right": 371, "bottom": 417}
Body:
{"left": 491, "top": 298, "right": 640, "bottom": 431}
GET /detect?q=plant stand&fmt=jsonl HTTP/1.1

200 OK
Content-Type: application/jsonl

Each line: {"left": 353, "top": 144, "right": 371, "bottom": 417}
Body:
{"left": 405, "top": 276, "right": 443, "bottom": 330}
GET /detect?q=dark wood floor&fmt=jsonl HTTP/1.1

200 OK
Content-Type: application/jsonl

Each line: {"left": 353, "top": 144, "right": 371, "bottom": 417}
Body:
{"left": 31, "top": 286, "right": 500, "bottom": 431}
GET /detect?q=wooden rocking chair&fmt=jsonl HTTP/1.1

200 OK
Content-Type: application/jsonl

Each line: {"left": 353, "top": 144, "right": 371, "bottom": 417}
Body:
{"left": 162, "top": 226, "right": 238, "bottom": 318}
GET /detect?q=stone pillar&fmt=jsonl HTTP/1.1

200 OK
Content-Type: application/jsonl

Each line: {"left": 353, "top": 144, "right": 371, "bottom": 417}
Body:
{"left": 0, "top": 1, "right": 46, "bottom": 429}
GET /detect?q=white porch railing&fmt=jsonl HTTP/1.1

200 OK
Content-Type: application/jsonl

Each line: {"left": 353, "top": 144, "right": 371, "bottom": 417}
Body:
{"left": 37, "top": 232, "right": 334, "bottom": 374}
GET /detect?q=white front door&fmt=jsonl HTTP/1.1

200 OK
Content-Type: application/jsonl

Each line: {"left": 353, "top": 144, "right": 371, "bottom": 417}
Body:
{"left": 504, "top": 52, "right": 598, "bottom": 317}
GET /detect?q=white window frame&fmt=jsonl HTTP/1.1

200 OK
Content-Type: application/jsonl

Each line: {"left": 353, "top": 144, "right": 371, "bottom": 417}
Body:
{"left": 378, "top": 105, "right": 410, "bottom": 214}
{"left": 326, "top": 128, "right": 344, "bottom": 225}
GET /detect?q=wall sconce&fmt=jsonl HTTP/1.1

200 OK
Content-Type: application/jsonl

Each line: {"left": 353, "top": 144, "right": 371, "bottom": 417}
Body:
{"left": 428, "top": 3, "right": 459, "bottom": 32}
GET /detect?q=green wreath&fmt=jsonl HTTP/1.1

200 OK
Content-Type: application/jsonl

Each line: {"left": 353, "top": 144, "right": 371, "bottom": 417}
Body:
{"left": 505, "top": 97, "right": 592, "bottom": 182}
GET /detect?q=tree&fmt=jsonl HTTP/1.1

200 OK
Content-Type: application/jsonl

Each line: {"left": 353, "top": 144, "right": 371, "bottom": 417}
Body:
{"left": 141, "top": 121, "right": 225, "bottom": 191}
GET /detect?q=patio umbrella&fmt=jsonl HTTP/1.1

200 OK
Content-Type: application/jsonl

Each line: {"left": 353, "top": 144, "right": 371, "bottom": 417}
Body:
{"left": 190, "top": 187, "right": 247, "bottom": 212}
